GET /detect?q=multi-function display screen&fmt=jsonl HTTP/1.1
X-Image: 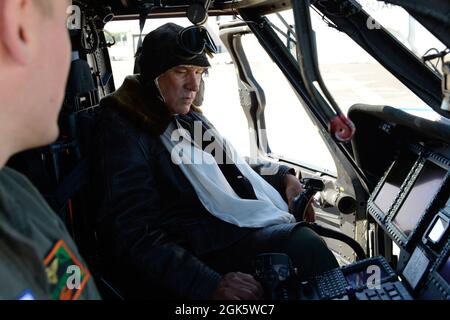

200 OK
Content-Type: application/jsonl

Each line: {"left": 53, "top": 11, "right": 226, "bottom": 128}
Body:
{"left": 373, "top": 151, "right": 417, "bottom": 215}
{"left": 427, "top": 217, "right": 449, "bottom": 244}
{"left": 393, "top": 161, "right": 447, "bottom": 237}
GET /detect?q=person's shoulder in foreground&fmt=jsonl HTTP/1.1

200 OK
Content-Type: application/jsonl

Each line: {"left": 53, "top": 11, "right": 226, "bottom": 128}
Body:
{"left": 0, "top": 0, "right": 100, "bottom": 300}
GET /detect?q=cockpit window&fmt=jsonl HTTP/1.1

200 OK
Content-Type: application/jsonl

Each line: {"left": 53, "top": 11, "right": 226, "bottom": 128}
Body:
{"left": 241, "top": 32, "right": 337, "bottom": 175}
{"left": 356, "top": 0, "right": 447, "bottom": 76}
{"left": 264, "top": 11, "right": 297, "bottom": 60}
{"left": 265, "top": 8, "right": 436, "bottom": 117}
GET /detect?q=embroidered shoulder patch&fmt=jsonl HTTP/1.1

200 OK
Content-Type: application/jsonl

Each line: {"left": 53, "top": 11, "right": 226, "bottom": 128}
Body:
{"left": 44, "top": 240, "right": 91, "bottom": 300}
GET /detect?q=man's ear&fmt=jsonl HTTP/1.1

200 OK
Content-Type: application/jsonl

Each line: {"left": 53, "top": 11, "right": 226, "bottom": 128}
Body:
{"left": 0, "top": 0, "right": 34, "bottom": 65}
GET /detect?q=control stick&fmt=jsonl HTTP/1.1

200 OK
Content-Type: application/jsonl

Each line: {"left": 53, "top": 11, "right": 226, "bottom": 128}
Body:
{"left": 291, "top": 178, "right": 324, "bottom": 222}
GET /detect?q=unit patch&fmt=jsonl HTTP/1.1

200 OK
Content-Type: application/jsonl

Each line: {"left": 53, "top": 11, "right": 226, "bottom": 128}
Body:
{"left": 44, "top": 240, "right": 90, "bottom": 300}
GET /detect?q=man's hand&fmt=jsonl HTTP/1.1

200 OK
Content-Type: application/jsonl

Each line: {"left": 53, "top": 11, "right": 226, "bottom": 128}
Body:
{"left": 284, "top": 174, "right": 316, "bottom": 223}
{"left": 211, "top": 272, "right": 264, "bottom": 300}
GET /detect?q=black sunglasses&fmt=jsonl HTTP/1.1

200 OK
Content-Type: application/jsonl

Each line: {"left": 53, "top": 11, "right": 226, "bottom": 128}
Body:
{"left": 177, "top": 25, "right": 218, "bottom": 57}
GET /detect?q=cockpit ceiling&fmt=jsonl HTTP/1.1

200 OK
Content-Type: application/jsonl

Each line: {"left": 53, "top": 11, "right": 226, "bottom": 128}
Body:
{"left": 75, "top": 0, "right": 292, "bottom": 18}
{"left": 75, "top": 0, "right": 449, "bottom": 47}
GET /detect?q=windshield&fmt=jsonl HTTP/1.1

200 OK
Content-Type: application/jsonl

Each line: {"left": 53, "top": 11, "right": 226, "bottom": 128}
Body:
{"left": 265, "top": 5, "right": 443, "bottom": 118}
{"left": 356, "top": 0, "right": 447, "bottom": 76}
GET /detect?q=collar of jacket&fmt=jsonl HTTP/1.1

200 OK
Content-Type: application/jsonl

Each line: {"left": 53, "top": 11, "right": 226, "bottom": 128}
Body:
{"left": 100, "top": 74, "right": 202, "bottom": 136}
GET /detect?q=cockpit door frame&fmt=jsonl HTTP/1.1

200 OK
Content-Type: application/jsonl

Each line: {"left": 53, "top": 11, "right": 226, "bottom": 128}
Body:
{"left": 219, "top": 21, "right": 271, "bottom": 159}
{"left": 220, "top": 10, "right": 370, "bottom": 262}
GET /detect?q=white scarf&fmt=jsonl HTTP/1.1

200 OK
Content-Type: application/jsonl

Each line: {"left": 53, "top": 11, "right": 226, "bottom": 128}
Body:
{"left": 159, "top": 117, "right": 295, "bottom": 228}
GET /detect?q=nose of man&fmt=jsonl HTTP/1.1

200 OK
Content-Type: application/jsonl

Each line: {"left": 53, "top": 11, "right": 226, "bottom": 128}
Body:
{"left": 185, "top": 71, "right": 201, "bottom": 93}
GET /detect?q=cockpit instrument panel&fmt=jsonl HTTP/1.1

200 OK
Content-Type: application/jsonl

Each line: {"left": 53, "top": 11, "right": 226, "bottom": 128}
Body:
{"left": 368, "top": 144, "right": 450, "bottom": 251}
{"left": 419, "top": 239, "right": 450, "bottom": 299}
{"left": 366, "top": 143, "right": 450, "bottom": 299}
{"left": 369, "top": 150, "right": 419, "bottom": 223}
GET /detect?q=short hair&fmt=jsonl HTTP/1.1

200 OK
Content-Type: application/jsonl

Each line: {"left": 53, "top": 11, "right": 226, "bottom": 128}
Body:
{"left": 33, "top": 0, "right": 54, "bottom": 17}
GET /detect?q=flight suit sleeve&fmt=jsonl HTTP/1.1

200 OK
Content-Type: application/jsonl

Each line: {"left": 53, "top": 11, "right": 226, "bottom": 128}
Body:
{"left": 21, "top": 172, "right": 103, "bottom": 300}
{"left": 52, "top": 218, "right": 102, "bottom": 300}
{"left": 0, "top": 168, "right": 102, "bottom": 300}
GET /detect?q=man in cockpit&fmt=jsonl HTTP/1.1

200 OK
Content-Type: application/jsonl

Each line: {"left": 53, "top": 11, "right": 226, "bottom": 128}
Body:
{"left": 94, "top": 22, "right": 338, "bottom": 299}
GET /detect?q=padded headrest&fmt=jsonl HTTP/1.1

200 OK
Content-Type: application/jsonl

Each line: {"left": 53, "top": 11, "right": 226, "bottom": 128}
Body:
{"left": 66, "top": 59, "right": 96, "bottom": 97}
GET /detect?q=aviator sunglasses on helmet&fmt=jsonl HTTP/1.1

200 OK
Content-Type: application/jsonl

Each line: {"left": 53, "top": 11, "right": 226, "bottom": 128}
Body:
{"left": 177, "top": 25, "right": 218, "bottom": 58}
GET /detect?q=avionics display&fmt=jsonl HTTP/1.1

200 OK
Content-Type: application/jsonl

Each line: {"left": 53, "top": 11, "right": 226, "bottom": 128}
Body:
{"left": 426, "top": 215, "right": 449, "bottom": 245}
{"left": 392, "top": 161, "right": 447, "bottom": 237}
{"left": 373, "top": 151, "right": 417, "bottom": 215}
